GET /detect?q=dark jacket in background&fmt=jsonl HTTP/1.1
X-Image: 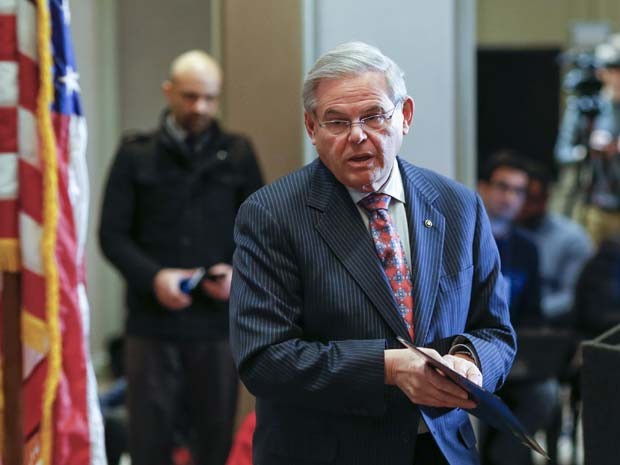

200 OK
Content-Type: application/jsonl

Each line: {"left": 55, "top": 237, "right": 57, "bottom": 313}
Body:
{"left": 99, "top": 117, "right": 263, "bottom": 340}
{"left": 495, "top": 227, "right": 542, "bottom": 327}
{"left": 575, "top": 236, "right": 620, "bottom": 338}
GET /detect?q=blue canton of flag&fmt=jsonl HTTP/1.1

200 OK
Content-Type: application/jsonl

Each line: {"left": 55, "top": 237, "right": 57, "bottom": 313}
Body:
{"left": 50, "top": 0, "right": 82, "bottom": 116}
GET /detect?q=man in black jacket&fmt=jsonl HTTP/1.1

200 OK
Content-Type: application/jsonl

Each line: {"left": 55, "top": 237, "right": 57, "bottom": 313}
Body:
{"left": 99, "top": 50, "right": 263, "bottom": 465}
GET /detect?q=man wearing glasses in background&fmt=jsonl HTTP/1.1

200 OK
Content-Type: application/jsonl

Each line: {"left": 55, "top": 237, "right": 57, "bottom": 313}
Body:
{"left": 477, "top": 151, "right": 541, "bottom": 327}
{"left": 230, "top": 42, "right": 515, "bottom": 465}
{"left": 477, "top": 151, "right": 552, "bottom": 465}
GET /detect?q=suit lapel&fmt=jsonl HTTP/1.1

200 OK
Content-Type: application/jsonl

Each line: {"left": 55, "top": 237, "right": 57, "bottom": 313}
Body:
{"left": 308, "top": 162, "right": 411, "bottom": 340}
{"left": 399, "top": 160, "right": 445, "bottom": 346}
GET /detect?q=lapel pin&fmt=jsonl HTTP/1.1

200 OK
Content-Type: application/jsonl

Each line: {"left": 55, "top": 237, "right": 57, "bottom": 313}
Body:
{"left": 424, "top": 219, "right": 433, "bottom": 228}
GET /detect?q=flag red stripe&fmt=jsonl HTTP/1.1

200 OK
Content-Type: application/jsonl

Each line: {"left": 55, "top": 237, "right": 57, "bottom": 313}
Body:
{"left": 19, "top": 159, "right": 44, "bottom": 224}
{"left": 23, "top": 359, "right": 47, "bottom": 438}
{"left": 53, "top": 114, "right": 79, "bottom": 293}
{"left": 55, "top": 290, "right": 90, "bottom": 465}
{"left": 0, "top": 107, "right": 18, "bottom": 152}
{"left": 0, "top": 199, "right": 18, "bottom": 238}
{"left": 0, "top": 15, "right": 17, "bottom": 60}
{"left": 51, "top": 111, "right": 91, "bottom": 465}
{"left": 22, "top": 268, "right": 46, "bottom": 321}
{"left": 18, "top": 52, "right": 39, "bottom": 114}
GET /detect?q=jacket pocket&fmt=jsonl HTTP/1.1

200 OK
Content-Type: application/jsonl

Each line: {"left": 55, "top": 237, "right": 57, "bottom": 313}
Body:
{"left": 439, "top": 265, "right": 474, "bottom": 293}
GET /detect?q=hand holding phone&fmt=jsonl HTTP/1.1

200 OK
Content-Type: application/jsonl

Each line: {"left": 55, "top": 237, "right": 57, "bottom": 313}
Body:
{"left": 201, "top": 263, "right": 233, "bottom": 301}
{"left": 179, "top": 268, "right": 206, "bottom": 294}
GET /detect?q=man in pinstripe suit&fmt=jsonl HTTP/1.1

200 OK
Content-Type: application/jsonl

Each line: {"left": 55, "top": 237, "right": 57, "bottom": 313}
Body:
{"left": 230, "top": 42, "right": 516, "bottom": 465}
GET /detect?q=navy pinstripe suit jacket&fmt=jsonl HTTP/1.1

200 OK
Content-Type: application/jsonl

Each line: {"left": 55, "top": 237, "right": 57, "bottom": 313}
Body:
{"left": 230, "top": 157, "right": 516, "bottom": 465}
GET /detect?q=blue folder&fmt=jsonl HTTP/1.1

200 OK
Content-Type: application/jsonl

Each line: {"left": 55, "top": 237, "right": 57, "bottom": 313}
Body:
{"left": 397, "top": 336, "right": 548, "bottom": 459}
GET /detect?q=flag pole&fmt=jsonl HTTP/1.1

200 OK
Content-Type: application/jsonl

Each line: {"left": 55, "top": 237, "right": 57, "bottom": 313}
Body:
{"left": 1, "top": 272, "right": 23, "bottom": 465}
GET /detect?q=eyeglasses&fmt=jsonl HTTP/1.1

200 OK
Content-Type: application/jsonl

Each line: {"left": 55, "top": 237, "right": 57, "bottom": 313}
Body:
{"left": 317, "top": 100, "right": 403, "bottom": 135}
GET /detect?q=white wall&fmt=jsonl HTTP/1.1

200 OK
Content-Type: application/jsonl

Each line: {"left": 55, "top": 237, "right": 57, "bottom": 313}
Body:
{"left": 116, "top": 0, "right": 212, "bottom": 132}
{"left": 303, "top": 0, "right": 476, "bottom": 184}
{"left": 71, "top": 0, "right": 123, "bottom": 366}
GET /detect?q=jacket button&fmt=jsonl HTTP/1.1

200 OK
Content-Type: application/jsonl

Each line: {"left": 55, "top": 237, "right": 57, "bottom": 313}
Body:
{"left": 180, "top": 236, "right": 190, "bottom": 246}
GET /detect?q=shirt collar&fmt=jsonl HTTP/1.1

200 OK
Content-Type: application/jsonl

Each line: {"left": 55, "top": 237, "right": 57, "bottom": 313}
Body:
{"left": 347, "top": 161, "right": 406, "bottom": 206}
{"left": 165, "top": 113, "right": 188, "bottom": 143}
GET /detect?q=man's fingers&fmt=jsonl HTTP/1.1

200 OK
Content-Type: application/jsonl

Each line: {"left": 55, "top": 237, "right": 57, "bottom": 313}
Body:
{"left": 424, "top": 364, "right": 469, "bottom": 400}
{"left": 444, "top": 354, "right": 484, "bottom": 387}
{"left": 404, "top": 377, "right": 475, "bottom": 409}
{"left": 466, "top": 366, "right": 483, "bottom": 387}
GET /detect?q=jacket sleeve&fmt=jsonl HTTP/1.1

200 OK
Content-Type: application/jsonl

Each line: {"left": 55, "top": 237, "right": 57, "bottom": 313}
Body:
{"left": 454, "top": 195, "right": 517, "bottom": 393}
{"left": 98, "top": 144, "right": 161, "bottom": 292}
{"left": 235, "top": 137, "right": 264, "bottom": 206}
{"left": 543, "top": 230, "right": 593, "bottom": 319}
{"left": 230, "top": 198, "right": 387, "bottom": 417}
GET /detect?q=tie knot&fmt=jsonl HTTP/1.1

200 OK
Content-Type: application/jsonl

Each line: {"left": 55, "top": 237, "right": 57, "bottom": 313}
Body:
{"left": 358, "top": 193, "right": 392, "bottom": 213}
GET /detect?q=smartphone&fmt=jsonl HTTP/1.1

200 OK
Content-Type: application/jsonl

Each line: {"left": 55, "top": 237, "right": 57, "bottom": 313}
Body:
{"left": 179, "top": 268, "right": 206, "bottom": 294}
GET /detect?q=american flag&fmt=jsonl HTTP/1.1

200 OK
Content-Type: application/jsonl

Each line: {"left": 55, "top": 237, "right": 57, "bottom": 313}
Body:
{"left": 0, "top": 0, "right": 104, "bottom": 464}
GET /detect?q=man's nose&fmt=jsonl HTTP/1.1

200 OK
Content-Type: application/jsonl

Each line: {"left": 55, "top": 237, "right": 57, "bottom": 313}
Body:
{"left": 348, "top": 123, "right": 367, "bottom": 144}
{"left": 193, "top": 97, "right": 209, "bottom": 114}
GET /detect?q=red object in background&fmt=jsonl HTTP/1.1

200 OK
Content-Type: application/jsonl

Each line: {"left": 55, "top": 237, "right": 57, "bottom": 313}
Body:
{"left": 172, "top": 446, "right": 193, "bottom": 465}
{"left": 225, "top": 411, "right": 256, "bottom": 465}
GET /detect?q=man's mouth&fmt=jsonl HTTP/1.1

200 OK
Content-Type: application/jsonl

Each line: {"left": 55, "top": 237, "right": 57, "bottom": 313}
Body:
{"left": 348, "top": 154, "right": 374, "bottom": 164}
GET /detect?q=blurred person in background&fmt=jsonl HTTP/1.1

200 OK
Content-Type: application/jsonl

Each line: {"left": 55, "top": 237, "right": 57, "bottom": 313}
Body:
{"left": 518, "top": 162, "right": 593, "bottom": 325}
{"left": 478, "top": 151, "right": 556, "bottom": 465}
{"left": 517, "top": 162, "right": 593, "bottom": 463}
{"left": 555, "top": 34, "right": 620, "bottom": 244}
{"left": 99, "top": 50, "right": 263, "bottom": 465}
{"left": 478, "top": 151, "right": 541, "bottom": 326}
{"left": 575, "top": 234, "right": 620, "bottom": 339}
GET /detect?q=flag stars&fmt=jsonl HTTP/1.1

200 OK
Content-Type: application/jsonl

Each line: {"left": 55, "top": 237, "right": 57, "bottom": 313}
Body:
{"left": 59, "top": 66, "right": 80, "bottom": 95}
{"left": 61, "top": 0, "right": 71, "bottom": 25}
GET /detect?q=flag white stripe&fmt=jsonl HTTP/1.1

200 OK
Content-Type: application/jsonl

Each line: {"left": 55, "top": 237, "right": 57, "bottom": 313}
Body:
{"left": 18, "top": 107, "right": 40, "bottom": 169}
{"left": 0, "top": 0, "right": 16, "bottom": 14}
{"left": 68, "top": 115, "right": 89, "bottom": 264}
{"left": 23, "top": 345, "right": 46, "bottom": 381}
{"left": 0, "top": 62, "right": 18, "bottom": 105}
{"left": 0, "top": 154, "right": 18, "bottom": 199}
{"left": 16, "top": 0, "right": 37, "bottom": 62}
{"left": 77, "top": 283, "right": 106, "bottom": 465}
{"left": 19, "top": 212, "right": 43, "bottom": 275}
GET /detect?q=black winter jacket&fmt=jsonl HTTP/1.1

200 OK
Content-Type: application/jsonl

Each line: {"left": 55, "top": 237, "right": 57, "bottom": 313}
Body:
{"left": 99, "top": 117, "right": 263, "bottom": 340}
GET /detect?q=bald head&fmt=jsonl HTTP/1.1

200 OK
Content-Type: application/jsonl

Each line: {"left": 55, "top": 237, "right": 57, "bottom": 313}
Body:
{"left": 169, "top": 50, "right": 222, "bottom": 83}
{"left": 163, "top": 50, "right": 222, "bottom": 134}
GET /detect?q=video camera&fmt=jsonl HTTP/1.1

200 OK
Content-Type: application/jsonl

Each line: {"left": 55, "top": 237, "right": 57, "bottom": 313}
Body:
{"left": 559, "top": 50, "right": 602, "bottom": 118}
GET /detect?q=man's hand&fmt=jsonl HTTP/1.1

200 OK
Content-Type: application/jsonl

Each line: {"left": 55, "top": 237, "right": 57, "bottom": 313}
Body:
{"left": 590, "top": 129, "right": 617, "bottom": 158}
{"left": 384, "top": 347, "right": 481, "bottom": 409}
{"left": 443, "top": 353, "right": 483, "bottom": 387}
{"left": 153, "top": 268, "right": 193, "bottom": 310}
{"left": 201, "top": 263, "right": 233, "bottom": 301}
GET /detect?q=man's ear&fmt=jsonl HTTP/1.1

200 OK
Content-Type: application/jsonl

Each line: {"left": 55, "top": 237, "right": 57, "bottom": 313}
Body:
{"left": 304, "top": 112, "right": 318, "bottom": 145}
{"left": 402, "top": 97, "right": 415, "bottom": 135}
{"left": 162, "top": 80, "right": 172, "bottom": 103}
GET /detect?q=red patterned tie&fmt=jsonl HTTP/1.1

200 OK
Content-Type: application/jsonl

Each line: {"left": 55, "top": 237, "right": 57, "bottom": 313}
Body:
{"left": 359, "top": 193, "right": 414, "bottom": 339}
